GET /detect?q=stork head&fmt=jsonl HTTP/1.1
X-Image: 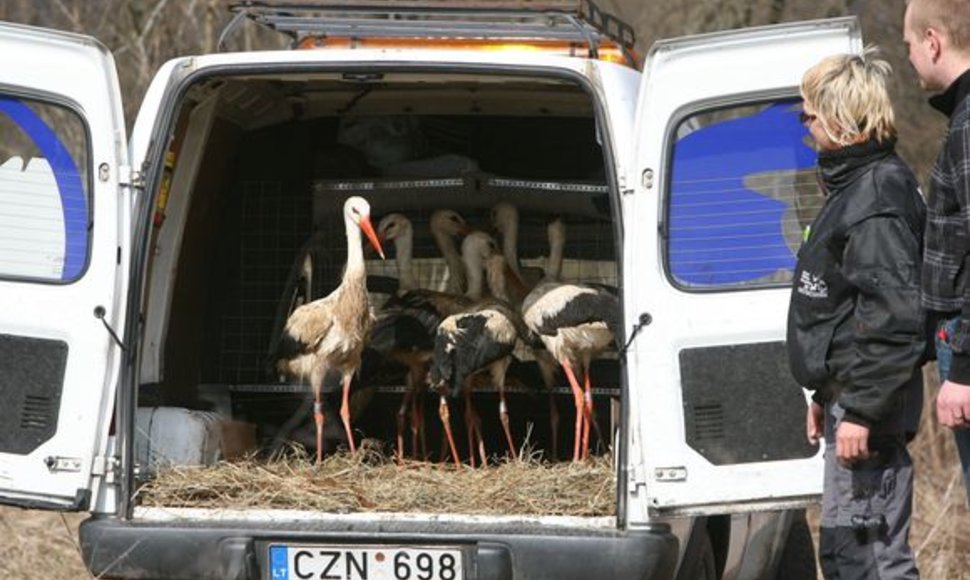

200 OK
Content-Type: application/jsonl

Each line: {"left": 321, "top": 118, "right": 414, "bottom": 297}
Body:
{"left": 490, "top": 202, "right": 518, "bottom": 236}
{"left": 344, "top": 196, "right": 385, "bottom": 259}
{"left": 430, "top": 209, "right": 472, "bottom": 238}
{"left": 461, "top": 231, "right": 499, "bottom": 268}
{"left": 547, "top": 217, "right": 566, "bottom": 248}
{"left": 377, "top": 213, "right": 412, "bottom": 243}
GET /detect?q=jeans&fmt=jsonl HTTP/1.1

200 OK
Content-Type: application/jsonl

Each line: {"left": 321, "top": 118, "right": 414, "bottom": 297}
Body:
{"left": 934, "top": 316, "right": 970, "bottom": 503}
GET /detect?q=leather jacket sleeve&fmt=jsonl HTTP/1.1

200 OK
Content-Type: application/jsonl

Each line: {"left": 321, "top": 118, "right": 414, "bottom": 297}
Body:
{"left": 839, "top": 215, "right": 925, "bottom": 426}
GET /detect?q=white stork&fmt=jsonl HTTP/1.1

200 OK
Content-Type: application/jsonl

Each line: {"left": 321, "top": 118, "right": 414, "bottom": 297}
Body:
{"left": 522, "top": 219, "right": 619, "bottom": 462}
{"left": 274, "top": 196, "right": 385, "bottom": 463}
{"left": 430, "top": 235, "right": 527, "bottom": 467}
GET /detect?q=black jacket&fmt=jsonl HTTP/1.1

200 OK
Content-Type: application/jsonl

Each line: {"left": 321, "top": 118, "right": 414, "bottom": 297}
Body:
{"left": 787, "top": 139, "right": 926, "bottom": 427}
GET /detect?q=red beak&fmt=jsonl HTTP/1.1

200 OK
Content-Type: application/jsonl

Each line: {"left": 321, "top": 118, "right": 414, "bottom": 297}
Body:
{"left": 359, "top": 215, "right": 386, "bottom": 259}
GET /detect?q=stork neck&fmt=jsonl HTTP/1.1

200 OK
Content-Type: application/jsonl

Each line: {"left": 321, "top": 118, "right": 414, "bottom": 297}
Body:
{"left": 394, "top": 231, "right": 418, "bottom": 292}
{"left": 345, "top": 215, "right": 365, "bottom": 276}
{"left": 465, "top": 253, "right": 485, "bottom": 300}
{"left": 486, "top": 258, "right": 509, "bottom": 301}
{"left": 501, "top": 223, "right": 521, "bottom": 276}
{"left": 433, "top": 229, "right": 465, "bottom": 292}
{"left": 547, "top": 232, "right": 565, "bottom": 281}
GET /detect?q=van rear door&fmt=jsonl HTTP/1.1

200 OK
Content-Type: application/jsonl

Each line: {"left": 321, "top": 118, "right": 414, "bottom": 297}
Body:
{"left": 0, "top": 23, "right": 128, "bottom": 510}
{"left": 625, "top": 18, "right": 862, "bottom": 516}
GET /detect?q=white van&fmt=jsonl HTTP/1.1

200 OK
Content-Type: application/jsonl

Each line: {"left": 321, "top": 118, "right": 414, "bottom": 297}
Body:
{"left": 0, "top": 2, "right": 859, "bottom": 578}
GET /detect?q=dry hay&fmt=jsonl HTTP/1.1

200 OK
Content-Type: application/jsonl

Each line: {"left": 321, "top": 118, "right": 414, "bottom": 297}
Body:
{"left": 908, "top": 369, "right": 970, "bottom": 579}
{"left": 137, "top": 447, "right": 616, "bottom": 517}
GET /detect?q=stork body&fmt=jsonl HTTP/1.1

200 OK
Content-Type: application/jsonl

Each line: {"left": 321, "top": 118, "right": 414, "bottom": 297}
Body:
{"left": 523, "top": 281, "right": 619, "bottom": 461}
{"left": 275, "top": 196, "right": 385, "bottom": 463}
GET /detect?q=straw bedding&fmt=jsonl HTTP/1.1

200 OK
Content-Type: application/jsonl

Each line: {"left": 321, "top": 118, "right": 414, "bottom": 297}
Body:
{"left": 136, "top": 447, "right": 616, "bottom": 517}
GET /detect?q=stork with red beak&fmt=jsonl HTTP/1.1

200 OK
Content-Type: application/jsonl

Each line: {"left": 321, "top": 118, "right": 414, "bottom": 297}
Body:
{"left": 274, "top": 196, "right": 385, "bottom": 463}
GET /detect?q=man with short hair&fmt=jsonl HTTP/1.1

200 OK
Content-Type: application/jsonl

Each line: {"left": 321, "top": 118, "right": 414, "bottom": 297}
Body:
{"left": 903, "top": 0, "right": 970, "bottom": 501}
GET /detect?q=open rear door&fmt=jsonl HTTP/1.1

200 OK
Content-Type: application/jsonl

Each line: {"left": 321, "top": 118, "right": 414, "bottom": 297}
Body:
{"left": 625, "top": 18, "right": 862, "bottom": 516}
{"left": 0, "top": 23, "right": 128, "bottom": 509}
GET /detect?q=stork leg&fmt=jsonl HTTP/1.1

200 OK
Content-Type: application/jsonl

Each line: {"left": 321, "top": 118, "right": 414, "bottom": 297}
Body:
{"left": 409, "top": 366, "right": 428, "bottom": 460}
{"left": 310, "top": 368, "right": 326, "bottom": 464}
{"left": 438, "top": 395, "right": 461, "bottom": 467}
{"left": 536, "top": 352, "right": 560, "bottom": 460}
{"left": 560, "top": 359, "right": 585, "bottom": 462}
{"left": 463, "top": 386, "right": 486, "bottom": 467}
{"left": 396, "top": 375, "right": 414, "bottom": 462}
{"left": 339, "top": 373, "right": 357, "bottom": 453}
{"left": 492, "top": 358, "right": 516, "bottom": 458}
{"left": 581, "top": 366, "right": 606, "bottom": 459}
{"left": 411, "top": 388, "right": 428, "bottom": 461}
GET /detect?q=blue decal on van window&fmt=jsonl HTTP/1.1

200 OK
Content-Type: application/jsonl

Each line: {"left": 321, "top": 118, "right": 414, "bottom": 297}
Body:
{"left": 0, "top": 97, "right": 87, "bottom": 281}
{"left": 669, "top": 103, "right": 813, "bottom": 286}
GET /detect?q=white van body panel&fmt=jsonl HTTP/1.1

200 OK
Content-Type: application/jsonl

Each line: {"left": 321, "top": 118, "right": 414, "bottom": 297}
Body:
{"left": 0, "top": 22, "right": 128, "bottom": 508}
{"left": 627, "top": 18, "right": 862, "bottom": 515}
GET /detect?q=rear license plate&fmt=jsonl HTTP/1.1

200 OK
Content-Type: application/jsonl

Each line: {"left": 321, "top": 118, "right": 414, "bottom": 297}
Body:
{"left": 269, "top": 543, "right": 464, "bottom": 580}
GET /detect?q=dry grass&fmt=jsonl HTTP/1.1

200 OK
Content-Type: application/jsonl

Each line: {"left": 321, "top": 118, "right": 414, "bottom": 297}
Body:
{"left": 138, "top": 446, "right": 615, "bottom": 517}
{"left": 5, "top": 371, "right": 970, "bottom": 579}
{"left": 0, "top": 508, "right": 89, "bottom": 579}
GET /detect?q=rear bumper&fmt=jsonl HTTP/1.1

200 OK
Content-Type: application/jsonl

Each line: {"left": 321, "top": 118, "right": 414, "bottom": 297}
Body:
{"left": 80, "top": 516, "right": 678, "bottom": 579}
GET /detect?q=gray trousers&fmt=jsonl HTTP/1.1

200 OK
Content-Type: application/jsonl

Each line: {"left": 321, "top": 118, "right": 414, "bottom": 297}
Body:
{"left": 819, "top": 402, "right": 919, "bottom": 579}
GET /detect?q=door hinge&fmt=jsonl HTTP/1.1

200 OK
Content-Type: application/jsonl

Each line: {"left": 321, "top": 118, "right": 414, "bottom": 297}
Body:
{"left": 45, "top": 456, "right": 82, "bottom": 473}
{"left": 119, "top": 165, "right": 144, "bottom": 190}
{"left": 91, "top": 454, "right": 121, "bottom": 483}
{"left": 654, "top": 466, "right": 688, "bottom": 482}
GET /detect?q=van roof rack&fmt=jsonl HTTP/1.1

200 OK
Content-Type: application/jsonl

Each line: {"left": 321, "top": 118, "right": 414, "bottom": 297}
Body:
{"left": 219, "top": 0, "right": 637, "bottom": 66}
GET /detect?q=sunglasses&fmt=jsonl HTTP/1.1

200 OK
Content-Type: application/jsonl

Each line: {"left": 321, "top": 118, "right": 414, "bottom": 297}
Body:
{"left": 799, "top": 111, "right": 818, "bottom": 125}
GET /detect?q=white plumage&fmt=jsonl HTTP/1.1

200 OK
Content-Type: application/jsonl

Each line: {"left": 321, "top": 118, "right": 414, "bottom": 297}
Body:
{"left": 274, "top": 196, "right": 385, "bottom": 463}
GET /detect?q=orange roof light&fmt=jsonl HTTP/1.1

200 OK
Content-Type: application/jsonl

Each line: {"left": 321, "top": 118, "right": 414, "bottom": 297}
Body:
{"left": 295, "top": 36, "right": 640, "bottom": 68}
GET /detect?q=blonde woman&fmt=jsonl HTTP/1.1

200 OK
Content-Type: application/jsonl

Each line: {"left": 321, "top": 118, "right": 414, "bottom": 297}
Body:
{"left": 786, "top": 52, "right": 924, "bottom": 580}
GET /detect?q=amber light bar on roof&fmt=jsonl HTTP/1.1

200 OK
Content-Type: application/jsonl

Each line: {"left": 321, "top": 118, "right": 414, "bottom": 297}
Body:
{"left": 294, "top": 36, "right": 638, "bottom": 67}
{"left": 221, "top": 1, "right": 639, "bottom": 68}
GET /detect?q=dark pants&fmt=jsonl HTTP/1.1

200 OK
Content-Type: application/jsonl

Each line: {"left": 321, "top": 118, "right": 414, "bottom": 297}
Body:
{"left": 819, "top": 402, "right": 919, "bottom": 580}
{"left": 934, "top": 316, "right": 970, "bottom": 503}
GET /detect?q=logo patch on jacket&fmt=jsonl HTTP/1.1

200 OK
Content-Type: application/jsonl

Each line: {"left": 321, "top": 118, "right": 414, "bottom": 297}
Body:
{"left": 797, "top": 270, "right": 828, "bottom": 298}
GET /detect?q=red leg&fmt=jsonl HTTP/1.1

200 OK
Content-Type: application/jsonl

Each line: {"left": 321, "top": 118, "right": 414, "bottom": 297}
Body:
{"left": 560, "top": 359, "right": 585, "bottom": 462}
{"left": 409, "top": 368, "right": 426, "bottom": 460}
{"left": 340, "top": 373, "right": 356, "bottom": 453}
{"left": 396, "top": 384, "right": 413, "bottom": 462}
{"left": 311, "top": 369, "right": 326, "bottom": 464}
{"left": 314, "top": 398, "right": 325, "bottom": 465}
{"left": 438, "top": 395, "right": 461, "bottom": 467}
{"left": 582, "top": 367, "right": 605, "bottom": 459}
{"left": 463, "top": 388, "right": 476, "bottom": 468}
{"left": 581, "top": 368, "right": 592, "bottom": 460}
{"left": 494, "top": 360, "right": 516, "bottom": 458}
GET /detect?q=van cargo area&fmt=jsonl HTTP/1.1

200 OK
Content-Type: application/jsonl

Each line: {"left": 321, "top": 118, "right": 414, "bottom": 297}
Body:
{"left": 135, "top": 69, "right": 622, "bottom": 516}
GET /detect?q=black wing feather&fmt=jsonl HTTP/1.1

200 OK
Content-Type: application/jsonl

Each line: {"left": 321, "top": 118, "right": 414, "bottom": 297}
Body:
{"left": 534, "top": 288, "right": 620, "bottom": 337}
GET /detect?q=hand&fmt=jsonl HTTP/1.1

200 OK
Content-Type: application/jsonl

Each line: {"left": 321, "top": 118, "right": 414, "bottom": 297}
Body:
{"left": 836, "top": 421, "right": 870, "bottom": 465}
{"left": 936, "top": 380, "right": 970, "bottom": 429}
{"left": 806, "top": 402, "right": 823, "bottom": 445}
